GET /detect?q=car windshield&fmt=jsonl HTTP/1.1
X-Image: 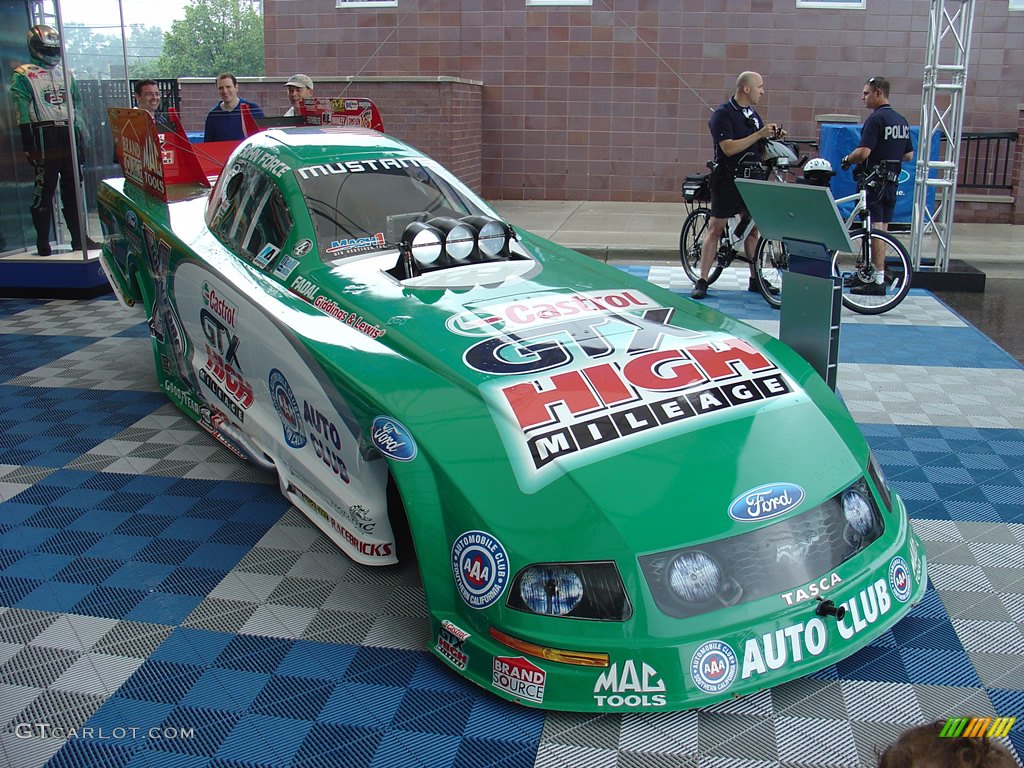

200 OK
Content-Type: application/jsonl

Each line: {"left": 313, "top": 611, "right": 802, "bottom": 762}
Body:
{"left": 294, "top": 157, "right": 491, "bottom": 259}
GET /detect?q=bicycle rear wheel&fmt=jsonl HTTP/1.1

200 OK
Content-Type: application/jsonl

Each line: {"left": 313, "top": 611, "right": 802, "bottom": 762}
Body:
{"left": 753, "top": 237, "right": 786, "bottom": 309}
{"left": 679, "top": 208, "right": 723, "bottom": 286}
{"left": 832, "top": 229, "right": 912, "bottom": 315}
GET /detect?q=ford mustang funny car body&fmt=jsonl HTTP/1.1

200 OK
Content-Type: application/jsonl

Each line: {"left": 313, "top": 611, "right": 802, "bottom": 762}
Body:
{"left": 97, "top": 108, "right": 926, "bottom": 712}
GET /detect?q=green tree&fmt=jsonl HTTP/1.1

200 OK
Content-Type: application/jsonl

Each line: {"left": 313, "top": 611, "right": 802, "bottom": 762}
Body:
{"left": 126, "top": 25, "right": 166, "bottom": 78}
{"left": 155, "top": 0, "right": 264, "bottom": 78}
{"left": 60, "top": 23, "right": 165, "bottom": 80}
{"left": 62, "top": 23, "right": 119, "bottom": 78}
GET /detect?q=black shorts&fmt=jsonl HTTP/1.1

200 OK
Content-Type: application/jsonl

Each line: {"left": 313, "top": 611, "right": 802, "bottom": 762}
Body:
{"left": 709, "top": 174, "right": 743, "bottom": 219}
{"left": 867, "top": 185, "right": 897, "bottom": 224}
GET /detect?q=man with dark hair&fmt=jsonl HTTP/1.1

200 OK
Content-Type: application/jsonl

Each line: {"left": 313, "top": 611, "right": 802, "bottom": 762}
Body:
{"left": 692, "top": 71, "right": 784, "bottom": 300}
{"left": 841, "top": 76, "right": 914, "bottom": 296}
{"left": 134, "top": 79, "right": 162, "bottom": 116}
{"left": 9, "top": 24, "right": 90, "bottom": 255}
{"left": 203, "top": 72, "right": 264, "bottom": 142}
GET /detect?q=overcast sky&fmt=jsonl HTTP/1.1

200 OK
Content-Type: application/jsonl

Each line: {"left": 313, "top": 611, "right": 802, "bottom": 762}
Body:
{"left": 59, "top": 0, "right": 191, "bottom": 33}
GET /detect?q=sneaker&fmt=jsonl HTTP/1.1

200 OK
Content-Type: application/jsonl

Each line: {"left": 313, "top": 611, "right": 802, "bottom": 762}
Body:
{"left": 691, "top": 278, "right": 708, "bottom": 300}
{"left": 850, "top": 280, "right": 886, "bottom": 296}
{"left": 844, "top": 270, "right": 874, "bottom": 289}
{"left": 750, "top": 277, "right": 779, "bottom": 296}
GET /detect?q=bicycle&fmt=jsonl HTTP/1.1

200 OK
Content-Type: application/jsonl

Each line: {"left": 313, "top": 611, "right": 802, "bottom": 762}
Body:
{"left": 679, "top": 155, "right": 800, "bottom": 305}
{"left": 753, "top": 160, "right": 912, "bottom": 315}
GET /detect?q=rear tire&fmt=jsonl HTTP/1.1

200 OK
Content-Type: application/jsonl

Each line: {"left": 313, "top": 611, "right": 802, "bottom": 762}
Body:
{"left": 753, "top": 237, "right": 786, "bottom": 309}
{"left": 679, "top": 208, "right": 723, "bottom": 286}
{"left": 832, "top": 229, "right": 912, "bottom": 315}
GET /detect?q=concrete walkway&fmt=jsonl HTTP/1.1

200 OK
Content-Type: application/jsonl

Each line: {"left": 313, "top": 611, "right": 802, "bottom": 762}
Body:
{"left": 492, "top": 200, "right": 1024, "bottom": 278}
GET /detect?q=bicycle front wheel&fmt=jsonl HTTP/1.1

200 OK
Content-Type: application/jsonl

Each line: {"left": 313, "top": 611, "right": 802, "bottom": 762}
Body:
{"left": 753, "top": 237, "right": 786, "bottom": 309}
{"left": 679, "top": 208, "right": 723, "bottom": 286}
{"left": 832, "top": 229, "right": 912, "bottom": 315}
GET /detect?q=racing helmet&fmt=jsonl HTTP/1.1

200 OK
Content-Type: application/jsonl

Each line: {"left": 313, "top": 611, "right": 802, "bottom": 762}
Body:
{"left": 28, "top": 24, "right": 61, "bottom": 67}
{"left": 802, "top": 157, "right": 836, "bottom": 187}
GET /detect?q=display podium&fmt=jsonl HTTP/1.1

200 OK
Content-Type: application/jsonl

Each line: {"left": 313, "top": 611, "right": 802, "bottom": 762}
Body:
{"left": 736, "top": 179, "right": 855, "bottom": 391}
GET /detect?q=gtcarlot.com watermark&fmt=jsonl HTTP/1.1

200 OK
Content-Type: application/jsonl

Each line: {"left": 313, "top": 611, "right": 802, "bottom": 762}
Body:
{"left": 14, "top": 723, "right": 195, "bottom": 741}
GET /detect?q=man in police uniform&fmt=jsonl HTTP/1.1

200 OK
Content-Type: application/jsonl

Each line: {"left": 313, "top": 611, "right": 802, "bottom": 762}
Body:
{"left": 692, "top": 71, "right": 784, "bottom": 300}
{"left": 841, "top": 76, "right": 914, "bottom": 295}
{"left": 10, "top": 24, "right": 88, "bottom": 256}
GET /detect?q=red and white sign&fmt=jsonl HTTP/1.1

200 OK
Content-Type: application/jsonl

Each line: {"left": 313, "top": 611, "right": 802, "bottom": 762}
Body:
{"left": 492, "top": 656, "right": 546, "bottom": 703}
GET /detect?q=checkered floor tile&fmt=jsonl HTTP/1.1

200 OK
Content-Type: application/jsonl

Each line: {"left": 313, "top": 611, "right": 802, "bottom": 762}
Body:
{"left": 0, "top": 277, "right": 1021, "bottom": 768}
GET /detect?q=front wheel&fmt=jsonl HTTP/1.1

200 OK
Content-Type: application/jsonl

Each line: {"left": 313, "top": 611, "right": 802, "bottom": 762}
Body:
{"left": 753, "top": 237, "right": 786, "bottom": 309}
{"left": 679, "top": 208, "right": 723, "bottom": 286}
{"left": 832, "top": 229, "right": 912, "bottom": 315}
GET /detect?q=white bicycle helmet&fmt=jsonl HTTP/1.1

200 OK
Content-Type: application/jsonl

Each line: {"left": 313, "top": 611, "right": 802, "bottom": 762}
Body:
{"left": 802, "top": 158, "right": 836, "bottom": 187}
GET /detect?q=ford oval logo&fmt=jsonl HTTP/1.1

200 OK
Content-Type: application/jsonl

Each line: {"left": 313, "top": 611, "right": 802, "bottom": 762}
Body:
{"left": 728, "top": 483, "right": 805, "bottom": 522}
{"left": 371, "top": 416, "right": 417, "bottom": 461}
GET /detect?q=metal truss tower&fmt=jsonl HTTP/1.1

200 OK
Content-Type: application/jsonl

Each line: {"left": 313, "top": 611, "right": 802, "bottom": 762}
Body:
{"left": 910, "top": 0, "right": 976, "bottom": 272}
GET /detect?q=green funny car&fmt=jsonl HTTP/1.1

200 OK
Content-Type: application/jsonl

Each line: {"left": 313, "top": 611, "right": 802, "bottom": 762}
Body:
{"left": 97, "top": 109, "right": 926, "bottom": 712}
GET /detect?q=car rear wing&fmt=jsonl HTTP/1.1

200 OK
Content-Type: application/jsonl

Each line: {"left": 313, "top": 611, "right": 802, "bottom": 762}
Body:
{"left": 110, "top": 106, "right": 216, "bottom": 202}
{"left": 109, "top": 103, "right": 271, "bottom": 201}
{"left": 298, "top": 97, "right": 383, "bottom": 130}
{"left": 109, "top": 98, "right": 384, "bottom": 204}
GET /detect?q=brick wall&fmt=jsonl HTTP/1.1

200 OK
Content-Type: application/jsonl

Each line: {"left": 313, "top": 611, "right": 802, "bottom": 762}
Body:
{"left": 177, "top": 76, "right": 483, "bottom": 191}
{"left": 260, "top": 0, "right": 1024, "bottom": 213}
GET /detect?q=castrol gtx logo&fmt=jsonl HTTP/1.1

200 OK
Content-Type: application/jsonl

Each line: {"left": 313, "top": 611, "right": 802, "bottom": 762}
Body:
{"left": 729, "top": 483, "right": 805, "bottom": 522}
{"left": 447, "top": 289, "right": 661, "bottom": 336}
{"left": 469, "top": 291, "right": 794, "bottom": 493}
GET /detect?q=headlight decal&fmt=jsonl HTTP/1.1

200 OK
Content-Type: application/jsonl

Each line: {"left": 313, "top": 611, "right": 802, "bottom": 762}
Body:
{"left": 517, "top": 565, "right": 584, "bottom": 616}
{"left": 507, "top": 561, "right": 631, "bottom": 621}
{"left": 640, "top": 478, "right": 884, "bottom": 620}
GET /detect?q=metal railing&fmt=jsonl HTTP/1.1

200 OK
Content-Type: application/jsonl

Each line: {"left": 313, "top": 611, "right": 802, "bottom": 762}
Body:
{"left": 941, "top": 130, "right": 1017, "bottom": 191}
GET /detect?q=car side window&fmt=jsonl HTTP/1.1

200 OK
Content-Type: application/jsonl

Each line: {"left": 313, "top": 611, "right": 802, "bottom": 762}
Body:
{"left": 212, "top": 168, "right": 245, "bottom": 242}
{"left": 243, "top": 185, "right": 292, "bottom": 260}
{"left": 211, "top": 163, "right": 292, "bottom": 263}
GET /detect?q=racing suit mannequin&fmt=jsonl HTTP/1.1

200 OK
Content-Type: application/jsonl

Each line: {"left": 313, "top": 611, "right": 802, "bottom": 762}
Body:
{"left": 9, "top": 25, "right": 86, "bottom": 256}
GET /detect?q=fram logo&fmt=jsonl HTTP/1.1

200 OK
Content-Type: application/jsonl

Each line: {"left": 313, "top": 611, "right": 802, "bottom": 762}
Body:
{"left": 940, "top": 717, "right": 1016, "bottom": 739}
